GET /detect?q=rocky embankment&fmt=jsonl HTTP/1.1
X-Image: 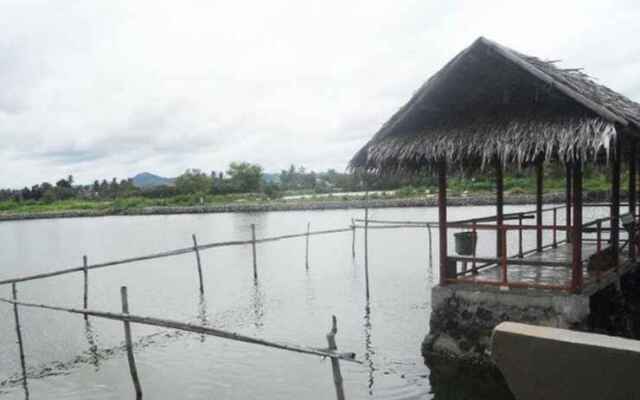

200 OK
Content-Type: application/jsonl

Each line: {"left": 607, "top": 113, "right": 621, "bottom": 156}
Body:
{"left": 0, "top": 191, "right": 610, "bottom": 222}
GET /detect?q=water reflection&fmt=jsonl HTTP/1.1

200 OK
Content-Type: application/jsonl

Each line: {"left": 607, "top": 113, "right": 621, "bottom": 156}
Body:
{"left": 251, "top": 280, "right": 265, "bottom": 329}
{"left": 197, "top": 294, "right": 209, "bottom": 342}
{"left": 363, "top": 304, "right": 375, "bottom": 396}
{"left": 84, "top": 319, "right": 100, "bottom": 370}
{"left": 428, "top": 361, "right": 514, "bottom": 400}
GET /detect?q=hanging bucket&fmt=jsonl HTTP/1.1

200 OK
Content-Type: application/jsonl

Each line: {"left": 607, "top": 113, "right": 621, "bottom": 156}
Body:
{"left": 454, "top": 231, "right": 477, "bottom": 256}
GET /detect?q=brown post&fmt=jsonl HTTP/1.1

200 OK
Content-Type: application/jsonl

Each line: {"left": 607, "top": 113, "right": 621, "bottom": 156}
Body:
{"left": 629, "top": 138, "right": 637, "bottom": 260}
{"left": 500, "top": 227, "right": 508, "bottom": 286}
{"left": 611, "top": 133, "right": 621, "bottom": 265}
{"left": 121, "top": 286, "right": 143, "bottom": 399}
{"left": 496, "top": 157, "right": 504, "bottom": 258}
{"left": 566, "top": 162, "right": 572, "bottom": 243}
{"left": 438, "top": 160, "right": 448, "bottom": 285}
{"left": 192, "top": 234, "right": 204, "bottom": 294}
{"left": 571, "top": 161, "right": 583, "bottom": 292}
{"left": 251, "top": 224, "right": 258, "bottom": 280}
{"left": 326, "top": 315, "right": 345, "bottom": 400}
{"left": 536, "top": 159, "right": 544, "bottom": 252}
{"left": 553, "top": 208, "right": 558, "bottom": 248}
{"left": 12, "top": 283, "right": 29, "bottom": 397}
{"left": 83, "top": 255, "right": 89, "bottom": 319}
{"left": 518, "top": 213, "right": 523, "bottom": 257}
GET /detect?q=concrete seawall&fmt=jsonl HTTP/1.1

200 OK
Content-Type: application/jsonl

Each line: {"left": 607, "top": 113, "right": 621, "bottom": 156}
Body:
{"left": 492, "top": 322, "right": 640, "bottom": 400}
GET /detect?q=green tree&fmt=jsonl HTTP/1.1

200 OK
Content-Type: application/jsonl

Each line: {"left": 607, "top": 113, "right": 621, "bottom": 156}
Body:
{"left": 227, "top": 162, "right": 263, "bottom": 193}
{"left": 175, "top": 169, "right": 211, "bottom": 194}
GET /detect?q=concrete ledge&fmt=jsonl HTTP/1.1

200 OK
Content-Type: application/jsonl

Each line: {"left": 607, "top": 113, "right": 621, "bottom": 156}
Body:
{"left": 491, "top": 322, "right": 640, "bottom": 400}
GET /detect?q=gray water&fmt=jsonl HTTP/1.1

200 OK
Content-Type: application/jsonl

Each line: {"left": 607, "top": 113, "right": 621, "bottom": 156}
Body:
{"left": 0, "top": 205, "right": 607, "bottom": 399}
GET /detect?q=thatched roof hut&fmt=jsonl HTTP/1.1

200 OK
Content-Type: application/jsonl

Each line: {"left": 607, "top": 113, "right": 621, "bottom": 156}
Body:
{"left": 350, "top": 37, "right": 640, "bottom": 174}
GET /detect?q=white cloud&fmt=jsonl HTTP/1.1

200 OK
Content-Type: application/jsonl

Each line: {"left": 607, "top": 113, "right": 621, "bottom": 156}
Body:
{"left": 0, "top": 0, "right": 639, "bottom": 187}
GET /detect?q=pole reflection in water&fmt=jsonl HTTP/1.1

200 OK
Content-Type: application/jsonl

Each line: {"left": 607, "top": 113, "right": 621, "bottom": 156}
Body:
{"left": 251, "top": 280, "right": 265, "bottom": 329}
{"left": 84, "top": 318, "right": 100, "bottom": 370}
{"left": 197, "top": 294, "right": 209, "bottom": 343}
{"left": 363, "top": 303, "right": 375, "bottom": 396}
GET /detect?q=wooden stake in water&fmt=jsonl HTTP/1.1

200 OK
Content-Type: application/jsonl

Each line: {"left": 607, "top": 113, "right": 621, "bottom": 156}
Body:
{"left": 120, "top": 286, "right": 142, "bottom": 399}
{"left": 364, "top": 192, "right": 370, "bottom": 300}
{"left": 326, "top": 315, "right": 346, "bottom": 400}
{"left": 251, "top": 224, "right": 258, "bottom": 280}
{"left": 12, "top": 283, "right": 29, "bottom": 398}
{"left": 351, "top": 218, "right": 356, "bottom": 258}
{"left": 305, "top": 222, "right": 311, "bottom": 269}
{"left": 83, "top": 255, "right": 89, "bottom": 319}
{"left": 192, "top": 234, "right": 204, "bottom": 294}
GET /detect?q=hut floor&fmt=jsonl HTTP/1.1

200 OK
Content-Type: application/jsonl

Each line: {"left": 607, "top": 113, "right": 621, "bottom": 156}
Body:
{"left": 465, "top": 243, "right": 633, "bottom": 292}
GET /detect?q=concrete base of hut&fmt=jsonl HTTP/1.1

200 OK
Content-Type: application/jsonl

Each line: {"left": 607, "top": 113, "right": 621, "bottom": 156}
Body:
{"left": 421, "top": 284, "right": 591, "bottom": 367}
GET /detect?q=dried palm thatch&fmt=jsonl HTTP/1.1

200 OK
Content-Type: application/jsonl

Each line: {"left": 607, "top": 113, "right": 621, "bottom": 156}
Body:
{"left": 350, "top": 37, "right": 640, "bottom": 175}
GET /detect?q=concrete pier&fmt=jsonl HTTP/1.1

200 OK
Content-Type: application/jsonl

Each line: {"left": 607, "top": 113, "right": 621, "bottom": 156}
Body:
{"left": 422, "top": 284, "right": 590, "bottom": 366}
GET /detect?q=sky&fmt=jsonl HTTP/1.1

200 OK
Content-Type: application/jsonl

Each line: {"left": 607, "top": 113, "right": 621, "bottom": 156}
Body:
{"left": 1, "top": 0, "right": 640, "bottom": 188}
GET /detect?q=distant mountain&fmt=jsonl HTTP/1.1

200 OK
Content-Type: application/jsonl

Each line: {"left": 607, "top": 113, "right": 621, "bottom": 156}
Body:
{"left": 131, "top": 172, "right": 175, "bottom": 188}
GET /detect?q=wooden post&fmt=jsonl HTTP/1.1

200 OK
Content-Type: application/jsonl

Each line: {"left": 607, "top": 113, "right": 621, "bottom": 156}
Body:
{"left": 611, "top": 133, "right": 621, "bottom": 266}
{"left": 305, "top": 222, "right": 310, "bottom": 269}
{"left": 364, "top": 191, "right": 370, "bottom": 300}
{"left": 192, "top": 234, "right": 204, "bottom": 294}
{"left": 571, "top": 161, "right": 583, "bottom": 292}
{"left": 566, "top": 163, "right": 572, "bottom": 243}
{"left": 326, "top": 315, "right": 345, "bottom": 400}
{"left": 500, "top": 227, "right": 508, "bottom": 287}
{"left": 536, "top": 159, "right": 544, "bottom": 252}
{"left": 518, "top": 213, "right": 523, "bottom": 258}
{"left": 438, "top": 160, "right": 448, "bottom": 285}
{"left": 629, "top": 138, "right": 637, "bottom": 260}
{"left": 552, "top": 208, "right": 558, "bottom": 248}
{"left": 12, "top": 283, "right": 29, "bottom": 397}
{"left": 120, "top": 286, "right": 143, "bottom": 399}
{"left": 251, "top": 224, "right": 258, "bottom": 280}
{"left": 471, "top": 222, "right": 477, "bottom": 274}
{"left": 496, "top": 157, "right": 504, "bottom": 258}
{"left": 351, "top": 218, "right": 356, "bottom": 258}
{"left": 83, "top": 255, "right": 89, "bottom": 319}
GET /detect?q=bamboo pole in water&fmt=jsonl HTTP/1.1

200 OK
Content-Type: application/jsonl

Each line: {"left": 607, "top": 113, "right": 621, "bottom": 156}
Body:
{"left": 251, "top": 224, "right": 258, "bottom": 280}
{"left": 83, "top": 255, "right": 89, "bottom": 319}
{"left": 326, "top": 315, "right": 346, "bottom": 400}
{"left": 120, "top": 287, "right": 143, "bottom": 399}
{"left": 0, "top": 296, "right": 360, "bottom": 362}
{"left": 192, "top": 234, "right": 204, "bottom": 294}
{"left": 305, "top": 222, "right": 310, "bottom": 269}
{"left": 364, "top": 191, "right": 370, "bottom": 300}
{"left": 12, "top": 283, "right": 29, "bottom": 397}
{"left": 351, "top": 218, "right": 356, "bottom": 258}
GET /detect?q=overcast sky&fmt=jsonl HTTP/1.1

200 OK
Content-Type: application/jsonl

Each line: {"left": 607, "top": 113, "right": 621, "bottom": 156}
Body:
{"left": 1, "top": 0, "right": 639, "bottom": 188}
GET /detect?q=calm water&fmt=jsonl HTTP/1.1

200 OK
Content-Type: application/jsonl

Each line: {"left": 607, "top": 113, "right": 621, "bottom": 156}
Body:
{"left": 0, "top": 205, "right": 607, "bottom": 399}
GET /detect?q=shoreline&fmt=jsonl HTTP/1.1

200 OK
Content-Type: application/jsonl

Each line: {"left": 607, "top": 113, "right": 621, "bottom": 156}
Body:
{"left": 0, "top": 192, "right": 610, "bottom": 222}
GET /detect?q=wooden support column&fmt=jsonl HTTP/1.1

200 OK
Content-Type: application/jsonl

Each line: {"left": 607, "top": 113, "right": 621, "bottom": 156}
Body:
{"left": 565, "top": 163, "right": 572, "bottom": 243}
{"left": 611, "top": 134, "right": 621, "bottom": 262}
{"left": 496, "top": 158, "right": 504, "bottom": 258}
{"left": 438, "top": 160, "right": 448, "bottom": 285}
{"left": 536, "top": 160, "right": 544, "bottom": 252}
{"left": 121, "top": 286, "right": 143, "bottom": 399}
{"left": 571, "top": 161, "right": 583, "bottom": 292}
{"left": 629, "top": 138, "right": 637, "bottom": 260}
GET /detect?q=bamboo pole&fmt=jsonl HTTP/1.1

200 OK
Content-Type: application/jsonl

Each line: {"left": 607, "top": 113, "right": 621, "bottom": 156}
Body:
{"left": 120, "top": 287, "right": 143, "bottom": 399}
{"left": 0, "top": 227, "right": 353, "bottom": 287}
{"left": 351, "top": 218, "right": 356, "bottom": 258}
{"left": 12, "top": 283, "right": 29, "bottom": 398}
{"left": 83, "top": 255, "right": 89, "bottom": 319}
{"left": 364, "top": 192, "right": 370, "bottom": 300}
{"left": 251, "top": 224, "right": 258, "bottom": 280}
{"left": 305, "top": 222, "right": 310, "bottom": 269}
{"left": 192, "top": 234, "right": 204, "bottom": 294}
{"left": 0, "top": 296, "right": 360, "bottom": 362}
{"left": 326, "top": 315, "right": 346, "bottom": 400}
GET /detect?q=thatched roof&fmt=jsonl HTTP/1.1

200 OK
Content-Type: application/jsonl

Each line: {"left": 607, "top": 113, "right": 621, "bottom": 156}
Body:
{"left": 350, "top": 37, "right": 640, "bottom": 174}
